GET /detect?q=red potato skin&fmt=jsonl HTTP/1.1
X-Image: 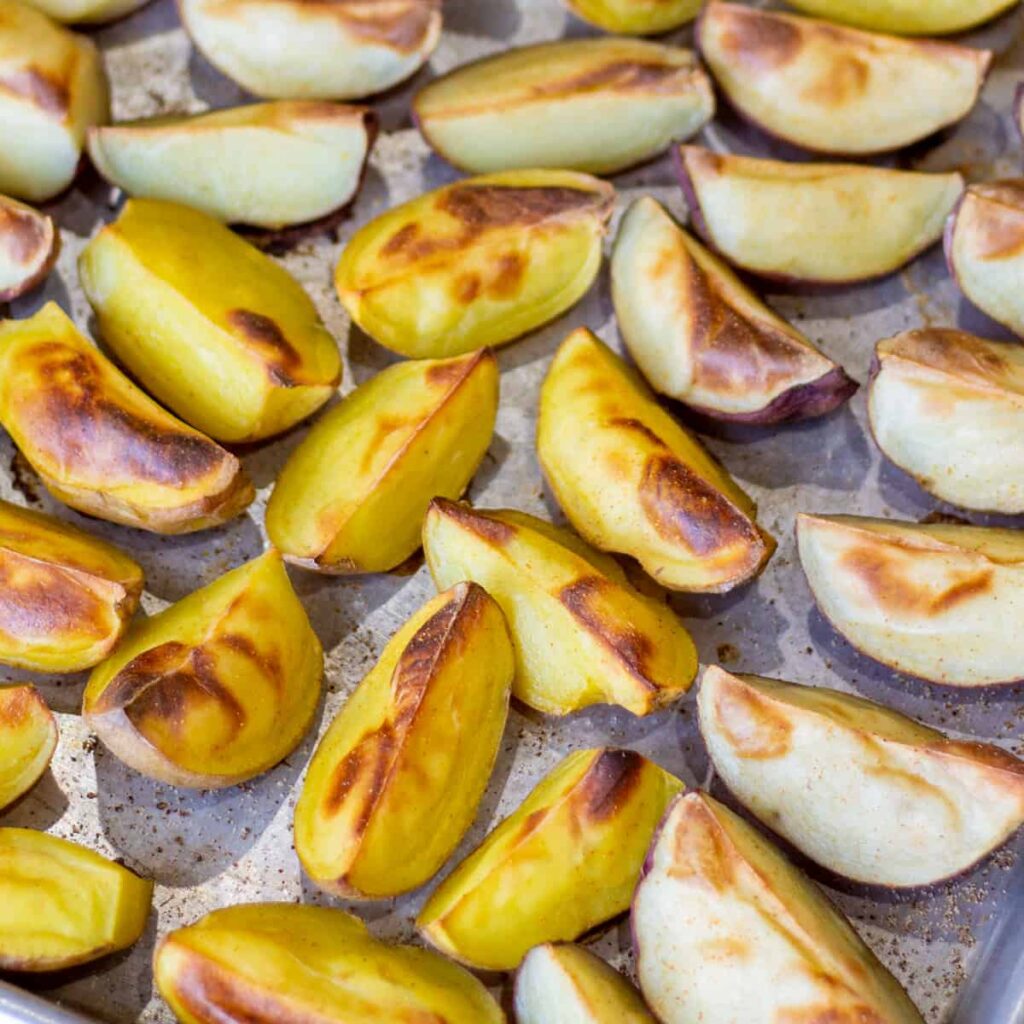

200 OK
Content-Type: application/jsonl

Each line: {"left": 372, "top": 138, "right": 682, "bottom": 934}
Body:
{"left": 0, "top": 225, "right": 60, "bottom": 303}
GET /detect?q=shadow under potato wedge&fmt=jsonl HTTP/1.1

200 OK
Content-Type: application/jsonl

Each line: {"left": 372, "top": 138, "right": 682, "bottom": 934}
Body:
{"left": 154, "top": 903, "right": 505, "bottom": 1024}
{"left": 0, "top": 194, "right": 59, "bottom": 302}
{"left": 537, "top": 327, "right": 774, "bottom": 593}
{"left": 782, "top": 0, "right": 1017, "bottom": 35}
{"left": 0, "top": 686, "right": 58, "bottom": 811}
{"left": 633, "top": 792, "right": 925, "bottom": 1024}
{"left": 560, "top": 0, "right": 700, "bottom": 35}
{"left": 422, "top": 499, "right": 697, "bottom": 715}
{"left": 334, "top": 169, "right": 614, "bottom": 359}
{"left": 700, "top": 666, "right": 1024, "bottom": 887}
{"left": 0, "top": 303, "right": 254, "bottom": 533}
{"left": 413, "top": 37, "right": 713, "bottom": 176}
{"left": 0, "top": 827, "right": 152, "bottom": 972}
{"left": 266, "top": 350, "right": 497, "bottom": 574}
{"left": 417, "top": 747, "right": 682, "bottom": 971}
{"left": 84, "top": 549, "right": 322, "bottom": 788}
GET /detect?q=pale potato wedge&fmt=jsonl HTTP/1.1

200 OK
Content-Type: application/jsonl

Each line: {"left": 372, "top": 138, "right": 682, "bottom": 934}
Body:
{"left": 697, "top": 3, "right": 991, "bottom": 156}
{"left": 868, "top": 328, "right": 1024, "bottom": 513}
{"left": 88, "top": 102, "right": 376, "bottom": 230}
{"left": 676, "top": 146, "right": 963, "bottom": 284}
{"left": 612, "top": 197, "right": 855, "bottom": 423}
{"left": 784, "top": 0, "right": 1016, "bottom": 35}
{"left": 414, "top": 38, "right": 713, "bottom": 176}
{"left": 633, "top": 792, "right": 924, "bottom": 1024}
{"left": 561, "top": 0, "right": 699, "bottom": 35}
{"left": 18, "top": 0, "right": 147, "bottom": 23}
{"left": 0, "top": 194, "right": 59, "bottom": 301}
{"left": 537, "top": 328, "right": 774, "bottom": 593}
{"left": 0, "top": 687, "right": 58, "bottom": 811}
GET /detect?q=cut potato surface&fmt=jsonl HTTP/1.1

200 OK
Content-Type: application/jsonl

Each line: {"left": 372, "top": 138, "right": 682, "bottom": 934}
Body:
{"left": 0, "top": 194, "right": 59, "bottom": 301}
{"left": 0, "top": 687, "right": 58, "bottom": 811}
{"left": 784, "top": 0, "right": 1016, "bottom": 35}
{"left": 561, "top": 0, "right": 700, "bottom": 34}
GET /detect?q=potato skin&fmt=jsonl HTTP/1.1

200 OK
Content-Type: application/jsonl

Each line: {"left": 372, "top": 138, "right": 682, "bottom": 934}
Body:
{"left": 562, "top": 0, "right": 700, "bottom": 34}
{"left": 783, "top": 0, "right": 1015, "bottom": 35}
{"left": 0, "top": 194, "right": 60, "bottom": 302}
{"left": 0, "top": 686, "right": 58, "bottom": 811}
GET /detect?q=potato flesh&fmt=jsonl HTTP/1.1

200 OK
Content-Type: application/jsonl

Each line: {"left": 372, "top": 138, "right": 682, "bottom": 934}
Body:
{"left": 562, "top": 0, "right": 700, "bottom": 34}
{"left": 0, "top": 194, "right": 58, "bottom": 301}
{"left": 783, "top": 0, "right": 1015, "bottom": 35}
{"left": 0, "top": 827, "right": 152, "bottom": 971}
{"left": 295, "top": 583, "right": 513, "bottom": 898}
{"left": 0, "top": 687, "right": 58, "bottom": 810}
{"left": 19, "top": 0, "right": 147, "bottom": 22}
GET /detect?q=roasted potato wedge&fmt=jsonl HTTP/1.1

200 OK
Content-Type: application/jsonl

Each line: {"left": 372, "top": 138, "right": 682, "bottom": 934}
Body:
{"left": 561, "top": 0, "right": 699, "bottom": 35}
{"left": 700, "top": 666, "right": 1024, "bottom": 886}
{"left": 84, "top": 549, "right": 322, "bottom": 788}
{"left": 17, "top": 0, "right": 146, "bottom": 23}
{"left": 155, "top": 903, "right": 505, "bottom": 1024}
{"left": 296, "top": 583, "right": 513, "bottom": 899}
{"left": 945, "top": 181, "right": 1024, "bottom": 340}
{"left": 868, "top": 328, "right": 1024, "bottom": 513}
{"left": 633, "top": 792, "right": 924, "bottom": 1024}
{"left": 80, "top": 199, "right": 341, "bottom": 444}
{"left": 267, "top": 350, "right": 497, "bottom": 573}
{"left": 537, "top": 328, "right": 774, "bottom": 593}
{"left": 335, "top": 170, "right": 614, "bottom": 358}
{"left": 0, "top": 499, "right": 143, "bottom": 672}
{"left": 413, "top": 38, "right": 713, "bottom": 176}
{"left": 423, "top": 499, "right": 697, "bottom": 715}
{"left": 798, "top": 513, "right": 1024, "bottom": 686}
{"left": 515, "top": 943, "right": 655, "bottom": 1024}
{"left": 0, "top": 686, "right": 58, "bottom": 811}
{"left": 87, "top": 103, "right": 376, "bottom": 230}
{"left": 417, "top": 747, "right": 682, "bottom": 971}
{"left": 178, "top": 0, "right": 442, "bottom": 100}
{"left": 612, "top": 197, "right": 855, "bottom": 423}
{"left": 697, "top": 3, "right": 991, "bottom": 157}
{"left": 676, "top": 146, "right": 963, "bottom": 284}
{"left": 0, "top": 0, "right": 108, "bottom": 202}
{"left": 0, "top": 827, "right": 152, "bottom": 972}
{"left": 0, "top": 194, "right": 59, "bottom": 301}
{"left": 783, "top": 0, "right": 1015, "bottom": 35}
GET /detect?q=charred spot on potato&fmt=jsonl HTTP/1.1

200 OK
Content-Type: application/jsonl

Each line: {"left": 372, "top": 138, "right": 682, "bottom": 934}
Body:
{"left": 0, "top": 65, "right": 70, "bottom": 117}
{"left": 608, "top": 416, "right": 666, "bottom": 449}
{"left": 226, "top": 309, "right": 305, "bottom": 387}
{"left": 331, "top": 0, "right": 440, "bottom": 52}
{"left": 432, "top": 499, "right": 515, "bottom": 546}
{"left": 802, "top": 53, "right": 869, "bottom": 106}
{"left": 0, "top": 555, "right": 111, "bottom": 642}
{"left": 170, "top": 954, "right": 290, "bottom": 1024}
{"left": 712, "top": 677, "right": 793, "bottom": 759}
{"left": 488, "top": 251, "right": 526, "bottom": 298}
{"left": 667, "top": 800, "right": 735, "bottom": 891}
{"left": 718, "top": 6, "right": 801, "bottom": 71}
{"left": 0, "top": 687, "right": 35, "bottom": 727}
{"left": 424, "top": 351, "right": 486, "bottom": 389}
{"left": 0, "top": 204, "right": 48, "bottom": 264}
{"left": 391, "top": 589, "right": 470, "bottom": 708}
{"left": 545, "top": 59, "right": 695, "bottom": 95}
{"left": 964, "top": 188, "right": 1024, "bottom": 260}
{"left": 322, "top": 720, "right": 397, "bottom": 823}
{"left": 440, "top": 184, "right": 606, "bottom": 230}
{"left": 578, "top": 749, "right": 646, "bottom": 821}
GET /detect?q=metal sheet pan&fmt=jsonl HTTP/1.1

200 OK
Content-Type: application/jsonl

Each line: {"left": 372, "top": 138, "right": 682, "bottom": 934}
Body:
{"left": 3, "top": 0, "right": 1024, "bottom": 1020}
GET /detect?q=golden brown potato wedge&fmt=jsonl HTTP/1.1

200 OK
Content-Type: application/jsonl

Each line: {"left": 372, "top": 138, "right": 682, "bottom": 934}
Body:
{"left": 0, "top": 0, "right": 108, "bottom": 202}
{"left": 83, "top": 549, "right": 322, "bottom": 788}
{"left": 80, "top": 199, "right": 341, "bottom": 444}
{"left": 423, "top": 499, "right": 697, "bottom": 715}
{"left": 88, "top": 103, "right": 376, "bottom": 230}
{"left": 676, "top": 146, "right": 963, "bottom": 284}
{"left": 561, "top": 0, "right": 699, "bottom": 35}
{"left": 537, "top": 328, "right": 774, "bottom": 593}
{"left": 798, "top": 513, "right": 1024, "bottom": 687}
{"left": 155, "top": 903, "right": 505, "bottom": 1024}
{"left": 266, "top": 350, "right": 497, "bottom": 573}
{"left": 178, "top": 0, "right": 442, "bottom": 100}
{"left": 413, "top": 38, "right": 713, "bottom": 176}
{"left": 417, "top": 747, "right": 682, "bottom": 971}
{"left": 633, "top": 792, "right": 925, "bottom": 1023}
{"left": 0, "top": 687, "right": 58, "bottom": 811}
{"left": 0, "top": 499, "right": 143, "bottom": 672}
{"left": 700, "top": 666, "right": 1024, "bottom": 886}
{"left": 0, "top": 827, "right": 152, "bottom": 972}
{"left": 784, "top": 0, "right": 1015, "bottom": 35}
{"left": 18, "top": 0, "right": 146, "bottom": 22}
{"left": 335, "top": 170, "right": 614, "bottom": 358}
{"left": 868, "top": 328, "right": 1024, "bottom": 513}
{"left": 612, "top": 197, "right": 855, "bottom": 423}
{"left": 295, "top": 583, "right": 513, "bottom": 899}
{"left": 697, "top": 3, "right": 991, "bottom": 156}
{"left": 0, "top": 194, "right": 59, "bottom": 301}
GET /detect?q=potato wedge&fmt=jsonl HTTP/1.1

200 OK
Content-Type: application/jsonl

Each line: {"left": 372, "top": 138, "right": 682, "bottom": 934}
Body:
{"left": 561, "top": 0, "right": 699, "bottom": 35}
{"left": 18, "top": 0, "right": 147, "bottom": 23}
{"left": 0, "top": 687, "right": 58, "bottom": 811}
{"left": 413, "top": 39, "right": 713, "bottom": 176}
{"left": 612, "top": 197, "right": 855, "bottom": 423}
{"left": 537, "top": 328, "right": 773, "bottom": 593}
{"left": 155, "top": 903, "right": 505, "bottom": 1024}
{"left": 945, "top": 181, "right": 1024, "bottom": 340}
{"left": 423, "top": 499, "right": 698, "bottom": 715}
{"left": 296, "top": 583, "right": 513, "bottom": 899}
{"left": 515, "top": 943, "right": 655, "bottom": 1024}
{"left": 0, "top": 305, "right": 253, "bottom": 533}
{"left": 335, "top": 170, "right": 614, "bottom": 358}
{"left": 417, "top": 747, "right": 682, "bottom": 971}
{"left": 266, "top": 350, "right": 497, "bottom": 573}
{"left": 0, "top": 828, "right": 152, "bottom": 972}
{"left": 675, "top": 146, "right": 963, "bottom": 284}
{"left": 699, "top": 666, "right": 1024, "bottom": 886}
{"left": 868, "top": 328, "right": 1024, "bottom": 513}
{"left": 697, "top": 3, "right": 991, "bottom": 157}
{"left": 0, "top": 499, "right": 143, "bottom": 672}
{"left": 633, "top": 792, "right": 924, "bottom": 1023}
{"left": 0, "top": 194, "right": 59, "bottom": 301}
{"left": 80, "top": 199, "right": 341, "bottom": 444}
{"left": 783, "top": 0, "right": 1015, "bottom": 35}
{"left": 178, "top": 0, "right": 442, "bottom": 100}
{"left": 798, "top": 513, "right": 1024, "bottom": 687}
{"left": 0, "top": 1, "right": 108, "bottom": 202}
{"left": 84, "top": 549, "right": 322, "bottom": 788}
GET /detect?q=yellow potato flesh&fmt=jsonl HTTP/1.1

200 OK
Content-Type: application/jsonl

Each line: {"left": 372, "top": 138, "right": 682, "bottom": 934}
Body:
{"left": 0, "top": 193, "right": 59, "bottom": 301}
{"left": 266, "top": 350, "right": 497, "bottom": 573}
{"left": 19, "top": 0, "right": 147, "bottom": 22}
{"left": 563, "top": 0, "right": 700, "bottom": 34}
{"left": 0, "top": 687, "right": 57, "bottom": 810}
{"left": 784, "top": 0, "right": 1015, "bottom": 35}
{"left": 80, "top": 198, "right": 341, "bottom": 443}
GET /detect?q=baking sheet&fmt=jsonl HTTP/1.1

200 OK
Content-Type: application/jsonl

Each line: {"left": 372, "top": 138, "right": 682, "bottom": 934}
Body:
{"left": 4, "top": 0, "right": 1024, "bottom": 1020}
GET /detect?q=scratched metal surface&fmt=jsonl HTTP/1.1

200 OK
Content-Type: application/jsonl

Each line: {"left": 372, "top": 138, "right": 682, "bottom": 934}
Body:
{"left": 3, "top": 1, "right": 1024, "bottom": 1021}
